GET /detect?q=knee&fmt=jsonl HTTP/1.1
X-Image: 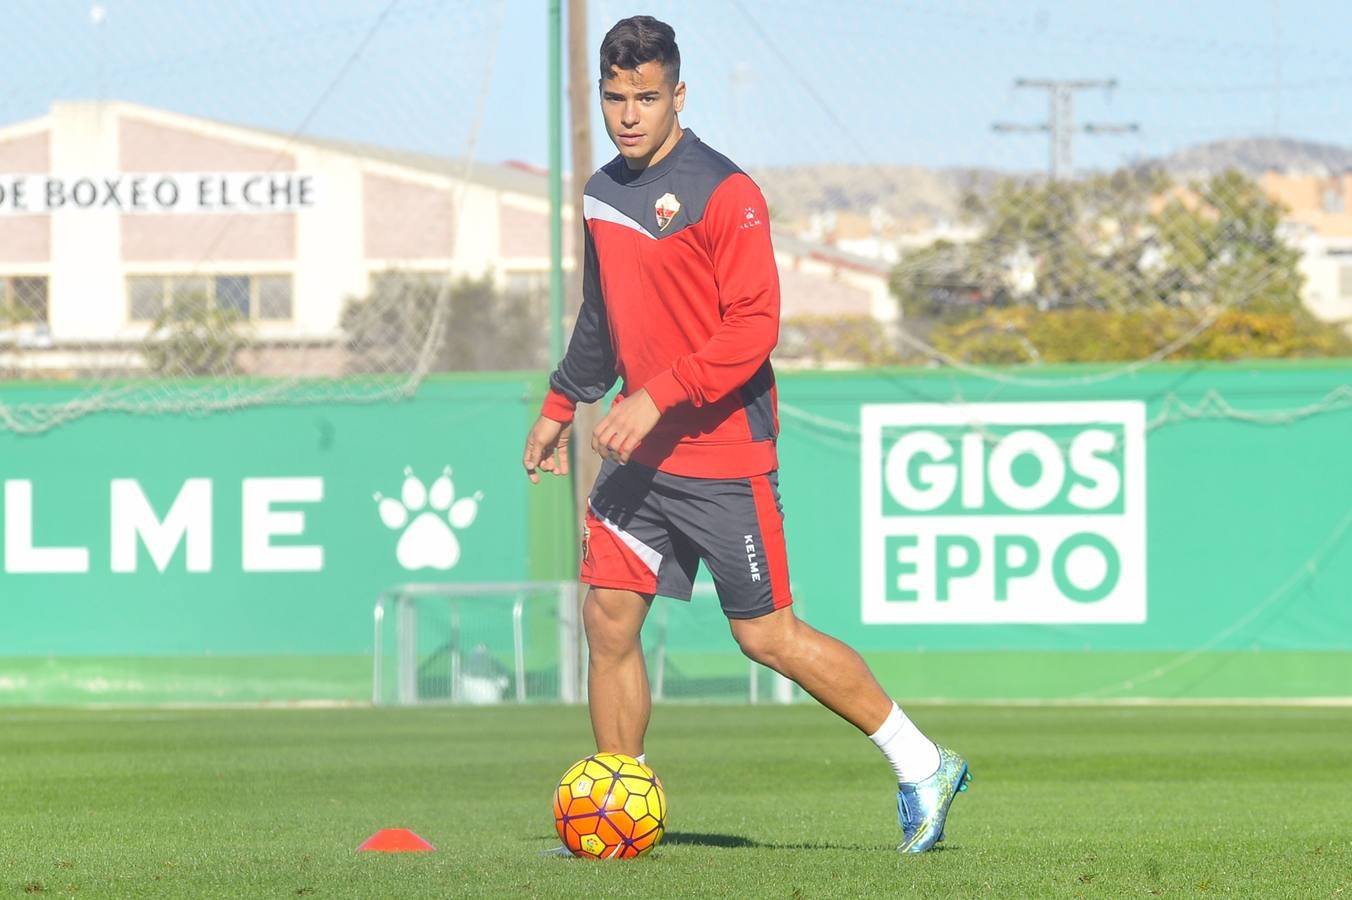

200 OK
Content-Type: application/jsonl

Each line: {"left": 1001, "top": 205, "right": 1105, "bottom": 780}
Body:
{"left": 730, "top": 612, "right": 796, "bottom": 670}
{"left": 583, "top": 590, "right": 645, "bottom": 660}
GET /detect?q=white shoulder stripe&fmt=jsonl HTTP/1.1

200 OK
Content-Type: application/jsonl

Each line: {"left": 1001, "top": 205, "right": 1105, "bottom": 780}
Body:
{"left": 588, "top": 500, "right": 663, "bottom": 577}
{"left": 584, "top": 195, "right": 654, "bottom": 239}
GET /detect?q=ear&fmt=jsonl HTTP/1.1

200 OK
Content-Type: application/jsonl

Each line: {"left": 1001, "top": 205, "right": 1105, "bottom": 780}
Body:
{"left": 673, "top": 80, "right": 687, "bottom": 114}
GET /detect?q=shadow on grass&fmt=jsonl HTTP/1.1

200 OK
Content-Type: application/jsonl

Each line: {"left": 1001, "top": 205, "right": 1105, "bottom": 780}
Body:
{"left": 535, "top": 832, "right": 882, "bottom": 852}
{"left": 662, "top": 831, "right": 756, "bottom": 848}
{"left": 664, "top": 832, "right": 875, "bottom": 852}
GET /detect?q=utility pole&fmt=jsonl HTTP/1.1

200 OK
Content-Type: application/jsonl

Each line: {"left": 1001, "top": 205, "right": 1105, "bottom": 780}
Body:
{"left": 548, "top": 0, "right": 564, "bottom": 362}
{"left": 566, "top": 0, "right": 597, "bottom": 702}
{"left": 568, "top": 0, "right": 591, "bottom": 312}
{"left": 567, "top": 0, "right": 602, "bottom": 536}
{"left": 992, "top": 79, "right": 1139, "bottom": 180}
{"left": 1272, "top": 0, "right": 1283, "bottom": 138}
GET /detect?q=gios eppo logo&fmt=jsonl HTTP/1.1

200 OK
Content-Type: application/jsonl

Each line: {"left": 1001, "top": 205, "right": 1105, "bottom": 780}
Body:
{"left": 860, "top": 402, "right": 1146, "bottom": 624}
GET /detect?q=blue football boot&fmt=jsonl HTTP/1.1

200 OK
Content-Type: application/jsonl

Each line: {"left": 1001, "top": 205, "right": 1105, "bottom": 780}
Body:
{"left": 896, "top": 745, "right": 971, "bottom": 853}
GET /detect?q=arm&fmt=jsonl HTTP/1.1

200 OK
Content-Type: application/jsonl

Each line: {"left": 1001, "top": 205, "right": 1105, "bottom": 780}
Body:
{"left": 640, "top": 174, "right": 779, "bottom": 413}
{"left": 541, "top": 225, "right": 617, "bottom": 424}
{"left": 524, "top": 224, "right": 617, "bottom": 481}
{"left": 592, "top": 175, "right": 779, "bottom": 463}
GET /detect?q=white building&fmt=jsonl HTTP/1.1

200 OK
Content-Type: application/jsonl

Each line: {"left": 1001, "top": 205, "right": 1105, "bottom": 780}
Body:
{"left": 0, "top": 101, "right": 895, "bottom": 375}
{"left": 1262, "top": 171, "right": 1352, "bottom": 330}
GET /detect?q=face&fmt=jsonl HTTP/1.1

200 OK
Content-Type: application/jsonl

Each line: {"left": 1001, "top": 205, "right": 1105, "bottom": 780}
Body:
{"left": 600, "top": 61, "right": 686, "bottom": 170}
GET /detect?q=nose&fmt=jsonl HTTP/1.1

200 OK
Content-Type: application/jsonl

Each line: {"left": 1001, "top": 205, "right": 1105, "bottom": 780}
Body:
{"left": 621, "top": 101, "right": 640, "bottom": 128}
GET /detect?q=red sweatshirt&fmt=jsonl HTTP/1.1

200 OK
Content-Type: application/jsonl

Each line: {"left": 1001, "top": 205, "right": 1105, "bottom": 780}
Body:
{"left": 540, "top": 130, "right": 781, "bottom": 478}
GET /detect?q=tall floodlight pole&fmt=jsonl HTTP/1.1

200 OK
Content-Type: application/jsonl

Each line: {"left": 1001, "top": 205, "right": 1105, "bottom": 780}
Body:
{"left": 993, "top": 79, "right": 1139, "bottom": 180}
{"left": 548, "top": 0, "right": 565, "bottom": 362}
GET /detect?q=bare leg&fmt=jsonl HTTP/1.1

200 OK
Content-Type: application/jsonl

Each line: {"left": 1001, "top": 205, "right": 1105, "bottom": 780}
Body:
{"left": 583, "top": 587, "right": 653, "bottom": 756}
{"left": 729, "top": 607, "right": 893, "bottom": 733}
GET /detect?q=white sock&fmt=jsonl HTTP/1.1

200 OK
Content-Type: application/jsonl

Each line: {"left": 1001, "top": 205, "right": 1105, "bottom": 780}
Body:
{"left": 635, "top": 753, "right": 646, "bottom": 765}
{"left": 868, "top": 702, "right": 940, "bottom": 783}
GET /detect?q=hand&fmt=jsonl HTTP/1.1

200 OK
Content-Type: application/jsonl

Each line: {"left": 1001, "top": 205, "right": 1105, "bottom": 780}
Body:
{"left": 523, "top": 416, "right": 572, "bottom": 484}
{"left": 591, "top": 388, "right": 661, "bottom": 465}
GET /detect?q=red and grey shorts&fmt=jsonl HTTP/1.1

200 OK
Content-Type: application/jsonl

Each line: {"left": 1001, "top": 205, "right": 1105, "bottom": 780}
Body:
{"left": 581, "top": 459, "right": 793, "bottom": 619}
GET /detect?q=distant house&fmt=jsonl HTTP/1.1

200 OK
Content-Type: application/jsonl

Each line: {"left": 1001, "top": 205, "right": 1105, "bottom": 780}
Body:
{"left": 0, "top": 101, "right": 895, "bottom": 376}
{"left": 1261, "top": 171, "right": 1352, "bottom": 327}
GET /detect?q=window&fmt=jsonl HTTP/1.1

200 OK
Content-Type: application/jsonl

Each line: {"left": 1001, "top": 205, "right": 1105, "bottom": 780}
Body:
{"left": 0, "top": 275, "right": 49, "bottom": 324}
{"left": 504, "top": 271, "right": 546, "bottom": 299}
{"left": 1, "top": 276, "right": 49, "bottom": 324}
{"left": 504, "top": 270, "right": 548, "bottom": 316}
{"left": 257, "top": 276, "right": 292, "bottom": 320}
{"left": 215, "top": 276, "right": 251, "bottom": 317}
{"left": 127, "top": 274, "right": 294, "bottom": 322}
{"left": 170, "top": 276, "right": 210, "bottom": 320}
{"left": 129, "top": 277, "right": 165, "bottom": 321}
{"left": 1322, "top": 185, "right": 1346, "bottom": 215}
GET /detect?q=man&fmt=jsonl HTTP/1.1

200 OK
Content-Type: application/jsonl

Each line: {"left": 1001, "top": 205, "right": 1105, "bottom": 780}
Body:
{"left": 522, "top": 15, "right": 970, "bottom": 853}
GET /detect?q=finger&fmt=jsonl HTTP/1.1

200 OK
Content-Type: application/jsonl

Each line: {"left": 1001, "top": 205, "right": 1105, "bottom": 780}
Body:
{"left": 593, "top": 428, "right": 614, "bottom": 458}
{"left": 593, "top": 426, "right": 616, "bottom": 459}
{"left": 556, "top": 443, "right": 571, "bottom": 476}
{"left": 592, "top": 415, "right": 615, "bottom": 454}
{"left": 523, "top": 441, "right": 542, "bottom": 483}
{"left": 611, "top": 433, "right": 631, "bottom": 464}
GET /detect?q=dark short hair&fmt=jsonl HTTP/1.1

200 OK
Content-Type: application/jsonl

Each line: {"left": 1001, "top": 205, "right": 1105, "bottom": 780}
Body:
{"left": 599, "top": 16, "right": 680, "bottom": 84}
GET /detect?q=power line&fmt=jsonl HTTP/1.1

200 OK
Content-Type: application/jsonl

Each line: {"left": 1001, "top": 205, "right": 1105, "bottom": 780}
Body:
{"left": 992, "top": 78, "right": 1140, "bottom": 180}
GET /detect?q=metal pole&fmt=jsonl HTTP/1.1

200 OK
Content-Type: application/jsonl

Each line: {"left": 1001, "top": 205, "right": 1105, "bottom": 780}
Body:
{"left": 557, "top": 582, "right": 579, "bottom": 703}
{"left": 548, "top": 0, "right": 565, "bottom": 362}
{"left": 396, "top": 593, "right": 417, "bottom": 705}
{"left": 653, "top": 601, "right": 668, "bottom": 702}
{"left": 372, "top": 596, "right": 385, "bottom": 706}
{"left": 450, "top": 602, "right": 461, "bottom": 703}
{"left": 513, "top": 596, "right": 527, "bottom": 702}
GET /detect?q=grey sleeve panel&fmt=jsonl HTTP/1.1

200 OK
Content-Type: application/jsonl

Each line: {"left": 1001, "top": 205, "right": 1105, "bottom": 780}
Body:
{"left": 548, "top": 226, "right": 618, "bottom": 405}
{"left": 585, "top": 134, "right": 744, "bottom": 240}
{"left": 738, "top": 360, "right": 778, "bottom": 442}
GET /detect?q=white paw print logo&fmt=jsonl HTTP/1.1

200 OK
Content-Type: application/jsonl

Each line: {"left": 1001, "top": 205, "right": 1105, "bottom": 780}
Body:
{"left": 375, "top": 466, "right": 482, "bottom": 571}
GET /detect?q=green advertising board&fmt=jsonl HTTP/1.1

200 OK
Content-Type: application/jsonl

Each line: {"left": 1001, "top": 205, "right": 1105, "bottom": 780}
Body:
{"left": 0, "top": 362, "right": 1348, "bottom": 703}
{"left": 0, "top": 375, "right": 571, "bottom": 703}
{"left": 773, "top": 361, "right": 1351, "bottom": 699}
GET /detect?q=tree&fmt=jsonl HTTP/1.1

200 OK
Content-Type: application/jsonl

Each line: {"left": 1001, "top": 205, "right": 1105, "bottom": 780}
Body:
{"left": 341, "top": 273, "right": 547, "bottom": 374}
{"left": 143, "top": 291, "right": 251, "bottom": 377}
{"left": 890, "top": 168, "right": 1348, "bottom": 363}
{"left": 777, "top": 314, "right": 907, "bottom": 368}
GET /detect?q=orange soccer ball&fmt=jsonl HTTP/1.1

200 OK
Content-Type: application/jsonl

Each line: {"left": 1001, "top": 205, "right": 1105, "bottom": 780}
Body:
{"left": 553, "top": 752, "right": 666, "bottom": 859}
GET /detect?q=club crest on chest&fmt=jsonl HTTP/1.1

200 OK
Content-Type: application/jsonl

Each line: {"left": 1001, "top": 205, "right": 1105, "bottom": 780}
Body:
{"left": 655, "top": 192, "right": 681, "bottom": 231}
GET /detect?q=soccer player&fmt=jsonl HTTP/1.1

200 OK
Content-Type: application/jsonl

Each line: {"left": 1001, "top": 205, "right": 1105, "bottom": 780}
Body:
{"left": 522, "top": 15, "right": 970, "bottom": 853}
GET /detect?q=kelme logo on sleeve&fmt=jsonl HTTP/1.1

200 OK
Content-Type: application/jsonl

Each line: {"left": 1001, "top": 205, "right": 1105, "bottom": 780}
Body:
{"left": 860, "top": 402, "right": 1146, "bottom": 624}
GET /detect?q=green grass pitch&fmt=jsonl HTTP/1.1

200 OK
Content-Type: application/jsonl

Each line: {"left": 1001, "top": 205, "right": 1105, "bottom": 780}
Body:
{"left": 1, "top": 704, "right": 1347, "bottom": 897}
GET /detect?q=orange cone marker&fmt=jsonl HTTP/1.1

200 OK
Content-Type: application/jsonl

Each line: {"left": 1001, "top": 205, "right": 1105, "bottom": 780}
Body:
{"left": 357, "top": 828, "right": 436, "bottom": 852}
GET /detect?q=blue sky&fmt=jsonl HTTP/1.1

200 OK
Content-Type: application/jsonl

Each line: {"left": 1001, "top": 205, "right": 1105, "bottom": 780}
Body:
{"left": 6, "top": 0, "right": 1352, "bottom": 173}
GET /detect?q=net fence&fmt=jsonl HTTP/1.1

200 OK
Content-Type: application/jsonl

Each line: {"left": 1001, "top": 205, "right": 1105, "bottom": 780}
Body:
{"left": 0, "top": 0, "right": 516, "bottom": 433}
{"left": 0, "top": 0, "right": 1348, "bottom": 436}
{"left": 372, "top": 582, "right": 794, "bottom": 706}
